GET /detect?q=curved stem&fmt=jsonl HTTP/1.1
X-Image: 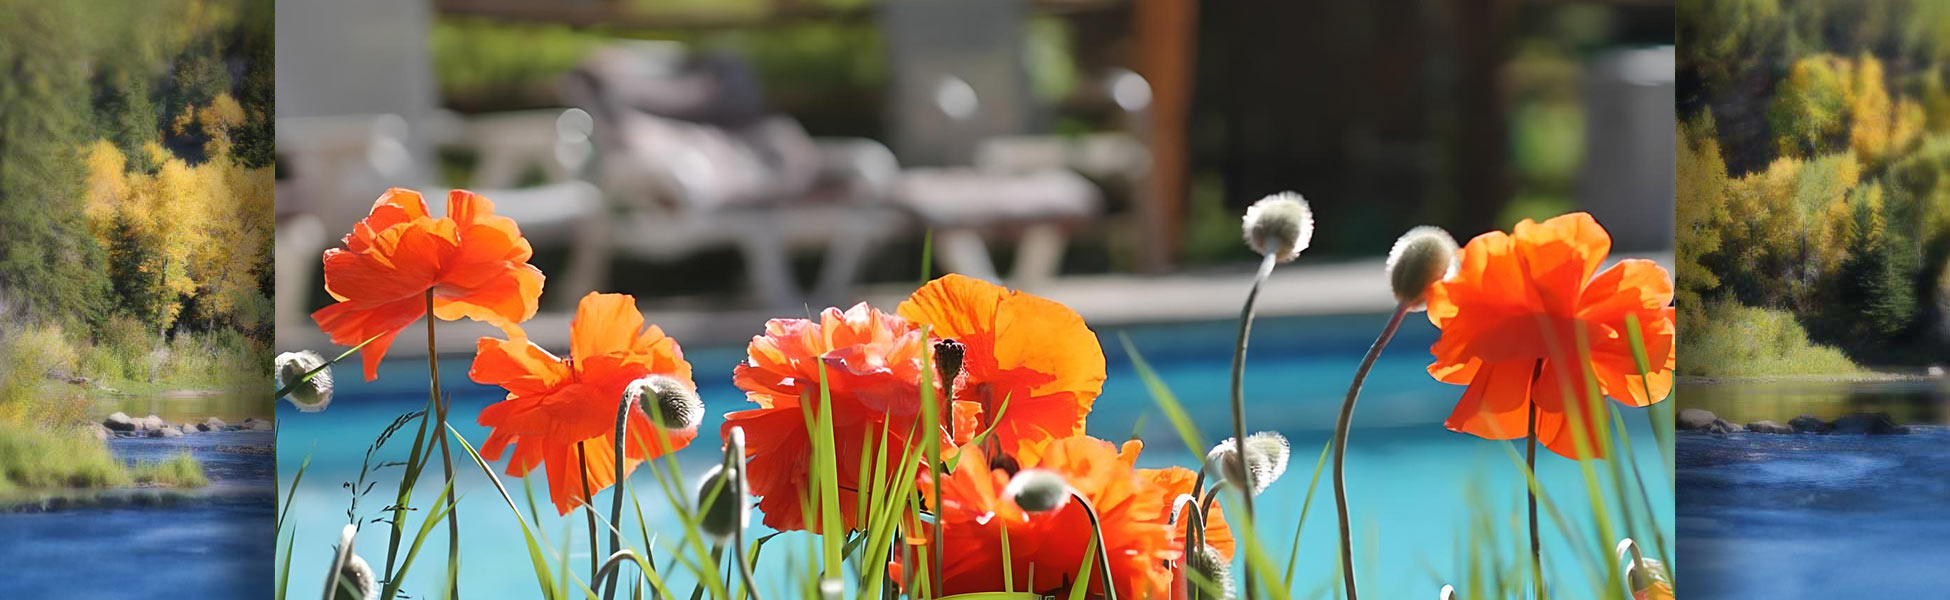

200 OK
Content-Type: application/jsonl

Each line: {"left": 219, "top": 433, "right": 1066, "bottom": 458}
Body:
{"left": 1331, "top": 302, "right": 1410, "bottom": 600}
{"left": 603, "top": 396, "right": 632, "bottom": 600}
{"left": 1229, "top": 252, "right": 1277, "bottom": 599}
{"left": 425, "top": 291, "right": 460, "bottom": 600}
{"left": 1073, "top": 493, "right": 1119, "bottom": 600}
{"left": 730, "top": 512, "right": 760, "bottom": 600}
{"left": 323, "top": 524, "right": 354, "bottom": 600}
{"left": 592, "top": 549, "right": 650, "bottom": 589}
{"left": 1526, "top": 360, "right": 1544, "bottom": 599}
{"left": 577, "top": 441, "right": 600, "bottom": 586}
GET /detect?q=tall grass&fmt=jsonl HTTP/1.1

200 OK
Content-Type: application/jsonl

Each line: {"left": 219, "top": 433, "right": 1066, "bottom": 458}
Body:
{"left": 130, "top": 450, "right": 210, "bottom": 488}
{"left": 0, "top": 422, "right": 128, "bottom": 491}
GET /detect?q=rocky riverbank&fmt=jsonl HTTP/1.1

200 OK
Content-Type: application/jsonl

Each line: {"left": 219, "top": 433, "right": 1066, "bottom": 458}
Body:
{"left": 90, "top": 412, "right": 272, "bottom": 441}
{"left": 1679, "top": 408, "right": 1912, "bottom": 435}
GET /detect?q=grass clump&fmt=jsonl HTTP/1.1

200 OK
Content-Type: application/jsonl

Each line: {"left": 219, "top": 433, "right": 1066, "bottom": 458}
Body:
{"left": 1682, "top": 301, "right": 1861, "bottom": 377}
{"left": 0, "top": 422, "right": 130, "bottom": 490}
{"left": 131, "top": 451, "right": 209, "bottom": 488}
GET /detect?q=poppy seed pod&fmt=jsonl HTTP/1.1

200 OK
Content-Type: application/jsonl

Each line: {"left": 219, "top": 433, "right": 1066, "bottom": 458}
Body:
{"left": 1004, "top": 468, "right": 1072, "bottom": 513}
{"left": 276, "top": 351, "right": 334, "bottom": 413}
{"left": 1385, "top": 226, "right": 1459, "bottom": 311}
{"left": 932, "top": 338, "right": 965, "bottom": 389}
{"left": 1241, "top": 192, "right": 1315, "bottom": 263}
{"left": 1186, "top": 543, "right": 1235, "bottom": 600}
{"left": 1206, "top": 432, "right": 1292, "bottom": 495}
{"left": 333, "top": 554, "right": 377, "bottom": 600}
{"left": 626, "top": 375, "right": 702, "bottom": 432}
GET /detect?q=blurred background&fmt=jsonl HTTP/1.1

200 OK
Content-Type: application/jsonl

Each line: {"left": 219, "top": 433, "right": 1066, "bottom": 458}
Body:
{"left": 273, "top": 1, "right": 1679, "bottom": 596}
{"left": 274, "top": 0, "right": 1676, "bottom": 350}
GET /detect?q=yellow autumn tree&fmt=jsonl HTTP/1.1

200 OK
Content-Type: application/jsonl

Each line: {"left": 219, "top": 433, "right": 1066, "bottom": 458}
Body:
{"left": 1847, "top": 53, "right": 1893, "bottom": 164}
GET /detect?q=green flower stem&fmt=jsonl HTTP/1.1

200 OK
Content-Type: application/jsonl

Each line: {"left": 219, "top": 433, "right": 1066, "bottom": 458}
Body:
{"left": 604, "top": 395, "right": 631, "bottom": 600}
{"left": 1228, "top": 252, "right": 1277, "bottom": 600}
{"left": 1074, "top": 493, "right": 1118, "bottom": 600}
{"left": 577, "top": 441, "right": 600, "bottom": 585}
{"left": 425, "top": 291, "right": 461, "bottom": 599}
{"left": 1330, "top": 301, "right": 1410, "bottom": 600}
{"left": 1526, "top": 360, "right": 1544, "bottom": 599}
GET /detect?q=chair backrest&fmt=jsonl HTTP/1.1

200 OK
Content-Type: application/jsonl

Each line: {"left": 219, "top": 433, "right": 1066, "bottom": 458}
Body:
{"left": 879, "top": 0, "right": 1035, "bottom": 167}
{"left": 275, "top": 0, "right": 441, "bottom": 180}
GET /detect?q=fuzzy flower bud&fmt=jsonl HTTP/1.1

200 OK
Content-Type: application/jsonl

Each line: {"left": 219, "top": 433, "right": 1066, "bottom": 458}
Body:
{"left": 1004, "top": 468, "right": 1072, "bottom": 513}
{"left": 698, "top": 427, "right": 751, "bottom": 543}
{"left": 1241, "top": 192, "right": 1315, "bottom": 263}
{"left": 1386, "top": 226, "right": 1459, "bottom": 311}
{"left": 333, "top": 554, "right": 377, "bottom": 600}
{"left": 626, "top": 375, "right": 702, "bottom": 431}
{"left": 276, "top": 351, "right": 334, "bottom": 413}
{"left": 1205, "top": 432, "right": 1292, "bottom": 495}
{"left": 1185, "top": 543, "right": 1235, "bottom": 600}
{"left": 696, "top": 463, "right": 748, "bottom": 543}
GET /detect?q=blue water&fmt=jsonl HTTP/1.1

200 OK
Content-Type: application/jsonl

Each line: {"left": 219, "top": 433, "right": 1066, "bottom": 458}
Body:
{"left": 277, "top": 314, "right": 1673, "bottom": 598}
{"left": 1678, "top": 426, "right": 1950, "bottom": 597}
{"left": 0, "top": 430, "right": 275, "bottom": 599}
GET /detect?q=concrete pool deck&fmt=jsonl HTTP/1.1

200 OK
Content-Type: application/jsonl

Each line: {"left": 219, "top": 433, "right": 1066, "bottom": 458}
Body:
{"left": 276, "top": 252, "right": 1672, "bottom": 355}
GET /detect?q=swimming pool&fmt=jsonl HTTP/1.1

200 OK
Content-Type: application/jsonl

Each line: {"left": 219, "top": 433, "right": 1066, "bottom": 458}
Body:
{"left": 276, "top": 312, "right": 1672, "bottom": 598}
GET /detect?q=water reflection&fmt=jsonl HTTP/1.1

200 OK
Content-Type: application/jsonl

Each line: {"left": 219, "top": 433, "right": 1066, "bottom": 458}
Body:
{"left": 1679, "top": 379, "right": 1950, "bottom": 424}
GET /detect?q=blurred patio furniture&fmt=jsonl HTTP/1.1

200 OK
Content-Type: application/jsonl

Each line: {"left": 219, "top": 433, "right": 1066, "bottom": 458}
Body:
{"left": 880, "top": 0, "right": 1109, "bottom": 289}
{"left": 563, "top": 43, "right": 907, "bottom": 309}
{"left": 275, "top": 0, "right": 607, "bottom": 330}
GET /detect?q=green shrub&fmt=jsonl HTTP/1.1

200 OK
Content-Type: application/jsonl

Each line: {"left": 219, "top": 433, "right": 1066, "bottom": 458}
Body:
{"left": 1683, "top": 300, "right": 1862, "bottom": 376}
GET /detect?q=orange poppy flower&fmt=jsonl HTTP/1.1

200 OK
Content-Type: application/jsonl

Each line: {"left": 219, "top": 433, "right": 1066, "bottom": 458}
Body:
{"left": 722, "top": 303, "right": 974, "bottom": 533}
{"left": 470, "top": 292, "right": 696, "bottom": 515}
{"left": 1425, "top": 212, "right": 1675, "bottom": 458}
{"left": 312, "top": 188, "right": 545, "bottom": 381}
{"left": 897, "top": 274, "right": 1105, "bottom": 456}
{"left": 899, "top": 436, "right": 1232, "bottom": 600}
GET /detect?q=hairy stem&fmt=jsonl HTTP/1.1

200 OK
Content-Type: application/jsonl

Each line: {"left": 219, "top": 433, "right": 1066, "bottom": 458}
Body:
{"left": 1330, "top": 302, "right": 1410, "bottom": 600}
{"left": 425, "top": 291, "right": 460, "bottom": 599}
{"left": 604, "top": 396, "right": 631, "bottom": 600}
{"left": 1228, "top": 252, "right": 1277, "bottom": 599}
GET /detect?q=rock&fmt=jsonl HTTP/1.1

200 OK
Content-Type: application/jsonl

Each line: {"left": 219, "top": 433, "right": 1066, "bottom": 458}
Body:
{"left": 1832, "top": 412, "right": 1909, "bottom": 435}
{"left": 83, "top": 423, "right": 110, "bottom": 441}
{"left": 1746, "top": 420, "right": 1793, "bottom": 434}
{"left": 103, "top": 412, "right": 136, "bottom": 432}
{"left": 1789, "top": 415, "right": 1830, "bottom": 434}
{"left": 242, "top": 417, "right": 272, "bottom": 431}
{"left": 158, "top": 426, "right": 183, "bottom": 438}
{"left": 142, "top": 415, "right": 166, "bottom": 431}
{"left": 1706, "top": 419, "right": 1742, "bottom": 434}
{"left": 1678, "top": 408, "right": 1720, "bottom": 431}
{"left": 203, "top": 417, "right": 226, "bottom": 430}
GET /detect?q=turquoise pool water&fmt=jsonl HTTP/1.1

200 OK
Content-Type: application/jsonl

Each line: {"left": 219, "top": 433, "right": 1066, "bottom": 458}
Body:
{"left": 276, "top": 313, "right": 1672, "bottom": 598}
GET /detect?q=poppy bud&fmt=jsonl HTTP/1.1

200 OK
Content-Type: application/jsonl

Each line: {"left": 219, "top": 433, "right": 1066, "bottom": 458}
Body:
{"left": 696, "top": 463, "right": 748, "bottom": 543}
{"left": 1206, "top": 432, "right": 1291, "bottom": 495}
{"left": 625, "top": 375, "right": 702, "bottom": 432}
{"left": 1004, "top": 468, "right": 1071, "bottom": 513}
{"left": 1185, "top": 543, "right": 1235, "bottom": 600}
{"left": 1440, "top": 584, "right": 1458, "bottom": 600}
{"left": 1241, "top": 192, "right": 1314, "bottom": 263}
{"left": 1386, "top": 226, "right": 1459, "bottom": 311}
{"left": 333, "top": 554, "right": 377, "bottom": 600}
{"left": 276, "top": 351, "right": 334, "bottom": 413}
